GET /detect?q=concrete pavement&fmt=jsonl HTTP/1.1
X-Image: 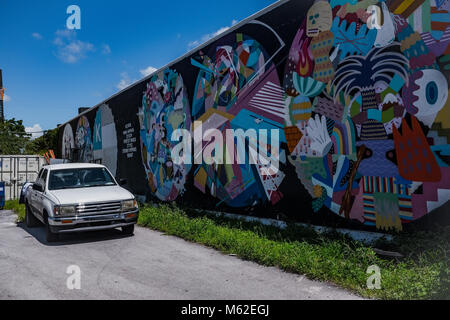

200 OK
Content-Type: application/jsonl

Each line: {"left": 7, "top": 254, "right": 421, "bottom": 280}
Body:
{"left": 0, "top": 210, "right": 362, "bottom": 300}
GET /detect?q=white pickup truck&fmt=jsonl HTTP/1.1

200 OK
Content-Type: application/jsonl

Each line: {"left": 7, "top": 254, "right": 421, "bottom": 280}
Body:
{"left": 22, "top": 163, "right": 139, "bottom": 242}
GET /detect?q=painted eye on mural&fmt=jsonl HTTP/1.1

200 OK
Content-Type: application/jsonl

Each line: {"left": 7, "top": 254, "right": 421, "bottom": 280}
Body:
{"left": 412, "top": 69, "right": 448, "bottom": 126}
{"left": 386, "top": 149, "right": 397, "bottom": 165}
{"left": 360, "top": 146, "right": 373, "bottom": 160}
{"left": 426, "top": 81, "right": 439, "bottom": 105}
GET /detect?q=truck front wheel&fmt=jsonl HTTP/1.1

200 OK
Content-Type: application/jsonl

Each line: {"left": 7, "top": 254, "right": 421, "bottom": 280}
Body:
{"left": 122, "top": 224, "right": 135, "bottom": 236}
{"left": 45, "top": 215, "right": 59, "bottom": 243}
{"left": 25, "top": 204, "right": 40, "bottom": 228}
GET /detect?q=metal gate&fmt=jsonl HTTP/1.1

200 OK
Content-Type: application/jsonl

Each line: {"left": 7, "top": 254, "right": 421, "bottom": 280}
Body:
{"left": 0, "top": 155, "right": 46, "bottom": 201}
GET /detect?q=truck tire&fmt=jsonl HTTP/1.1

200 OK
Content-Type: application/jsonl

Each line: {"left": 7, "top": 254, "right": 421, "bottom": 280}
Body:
{"left": 122, "top": 224, "right": 135, "bottom": 236}
{"left": 25, "top": 204, "right": 40, "bottom": 228}
{"left": 45, "top": 215, "right": 59, "bottom": 243}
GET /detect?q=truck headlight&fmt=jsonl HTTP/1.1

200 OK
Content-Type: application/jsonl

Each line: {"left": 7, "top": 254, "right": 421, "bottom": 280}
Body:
{"left": 54, "top": 206, "right": 77, "bottom": 216}
{"left": 122, "top": 199, "right": 138, "bottom": 212}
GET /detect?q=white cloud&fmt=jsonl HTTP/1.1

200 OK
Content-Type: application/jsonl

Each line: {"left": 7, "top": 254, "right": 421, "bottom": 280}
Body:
{"left": 188, "top": 20, "right": 239, "bottom": 49}
{"left": 32, "top": 32, "right": 43, "bottom": 40}
{"left": 101, "top": 44, "right": 111, "bottom": 55}
{"left": 53, "top": 29, "right": 94, "bottom": 63}
{"left": 140, "top": 66, "right": 157, "bottom": 77}
{"left": 116, "top": 72, "right": 136, "bottom": 90}
{"left": 53, "top": 29, "right": 74, "bottom": 44}
{"left": 116, "top": 66, "right": 158, "bottom": 92}
{"left": 3, "top": 94, "right": 11, "bottom": 102}
{"left": 26, "top": 124, "right": 44, "bottom": 140}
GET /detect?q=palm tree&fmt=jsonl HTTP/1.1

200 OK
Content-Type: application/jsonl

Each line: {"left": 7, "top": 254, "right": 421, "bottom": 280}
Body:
{"left": 332, "top": 43, "right": 409, "bottom": 140}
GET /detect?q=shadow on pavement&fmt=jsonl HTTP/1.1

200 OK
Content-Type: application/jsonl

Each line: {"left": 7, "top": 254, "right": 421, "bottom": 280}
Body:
{"left": 17, "top": 221, "right": 133, "bottom": 247}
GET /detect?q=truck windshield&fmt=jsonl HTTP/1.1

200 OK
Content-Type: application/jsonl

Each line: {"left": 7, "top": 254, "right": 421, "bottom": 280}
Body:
{"left": 48, "top": 168, "right": 117, "bottom": 190}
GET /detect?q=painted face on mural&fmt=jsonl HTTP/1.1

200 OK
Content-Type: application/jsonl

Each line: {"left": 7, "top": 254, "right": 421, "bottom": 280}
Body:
{"left": 306, "top": 1, "right": 333, "bottom": 37}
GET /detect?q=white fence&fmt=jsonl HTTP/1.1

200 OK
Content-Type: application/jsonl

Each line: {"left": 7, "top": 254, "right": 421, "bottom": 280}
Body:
{"left": 0, "top": 155, "right": 46, "bottom": 201}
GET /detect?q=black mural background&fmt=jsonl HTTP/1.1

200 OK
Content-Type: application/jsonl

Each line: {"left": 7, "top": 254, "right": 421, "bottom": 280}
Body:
{"left": 58, "top": 0, "right": 450, "bottom": 231}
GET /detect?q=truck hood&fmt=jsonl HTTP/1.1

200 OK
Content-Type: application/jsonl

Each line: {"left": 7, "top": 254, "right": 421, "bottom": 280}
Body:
{"left": 49, "top": 186, "right": 134, "bottom": 205}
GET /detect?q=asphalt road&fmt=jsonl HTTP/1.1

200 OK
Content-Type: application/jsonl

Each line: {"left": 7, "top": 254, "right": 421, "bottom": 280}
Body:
{"left": 0, "top": 210, "right": 362, "bottom": 300}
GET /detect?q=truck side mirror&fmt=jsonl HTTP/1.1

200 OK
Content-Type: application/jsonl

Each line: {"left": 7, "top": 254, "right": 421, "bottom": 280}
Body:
{"left": 119, "top": 179, "right": 127, "bottom": 186}
{"left": 33, "top": 183, "right": 43, "bottom": 192}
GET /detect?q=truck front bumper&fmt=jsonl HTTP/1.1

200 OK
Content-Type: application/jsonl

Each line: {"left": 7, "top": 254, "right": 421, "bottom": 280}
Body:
{"left": 47, "top": 210, "right": 139, "bottom": 234}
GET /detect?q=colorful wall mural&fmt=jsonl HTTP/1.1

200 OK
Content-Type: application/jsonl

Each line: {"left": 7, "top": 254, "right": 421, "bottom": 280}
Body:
{"left": 93, "top": 104, "right": 118, "bottom": 176}
{"left": 75, "top": 116, "right": 93, "bottom": 163}
{"left": 138, "top": 69, "right": 192, "bottom": 201}
{"left": 190, "top": 31, "right": 287, "bottom": 207}
{"left": 62, "top": 123, "right": 74, "bottom": 160}
{"left": 58, "top": 0, "right": 450, "bottom": 232}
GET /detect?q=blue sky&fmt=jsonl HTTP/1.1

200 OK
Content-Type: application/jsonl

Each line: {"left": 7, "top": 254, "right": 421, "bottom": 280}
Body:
{"left": 0, "top": 0, "right": 277, "bottom": 137}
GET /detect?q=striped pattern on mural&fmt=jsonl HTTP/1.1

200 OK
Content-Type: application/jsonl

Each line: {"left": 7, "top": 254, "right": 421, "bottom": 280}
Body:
{"left": 362, "top": 176, "right": 413, "bottom": 226}
{"left": 248, "top": 81, "right": 286, "bottom": 118}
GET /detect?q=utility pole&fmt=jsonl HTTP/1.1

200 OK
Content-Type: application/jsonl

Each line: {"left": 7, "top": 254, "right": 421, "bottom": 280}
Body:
{"left": 0, "top": 69, "right": 4, "bottom": 122}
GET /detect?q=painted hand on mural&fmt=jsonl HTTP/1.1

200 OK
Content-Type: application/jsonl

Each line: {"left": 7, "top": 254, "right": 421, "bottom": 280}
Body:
{"left": 306, "top": 115, "right": 332, "bottom": 157}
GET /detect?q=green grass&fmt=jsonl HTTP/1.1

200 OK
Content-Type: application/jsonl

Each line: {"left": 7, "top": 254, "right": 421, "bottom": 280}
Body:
{"left": 4, "top": 200, "right": 448, "bottom": 299}
{"left": 4, "top": 200, "right": 26, "bottom": 222}
{"left": 138, "top": 204, "right": 449, "bottom": 300}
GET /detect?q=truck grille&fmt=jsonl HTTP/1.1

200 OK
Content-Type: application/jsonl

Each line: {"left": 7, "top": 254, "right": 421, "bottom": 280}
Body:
{"left": 76, "top": 201, "right": 122, "bottom": 215}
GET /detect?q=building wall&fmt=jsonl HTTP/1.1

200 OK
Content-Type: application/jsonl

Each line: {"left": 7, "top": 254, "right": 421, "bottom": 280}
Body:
{"left": 58, "top": 0, "right": 450, "bottom": 232}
